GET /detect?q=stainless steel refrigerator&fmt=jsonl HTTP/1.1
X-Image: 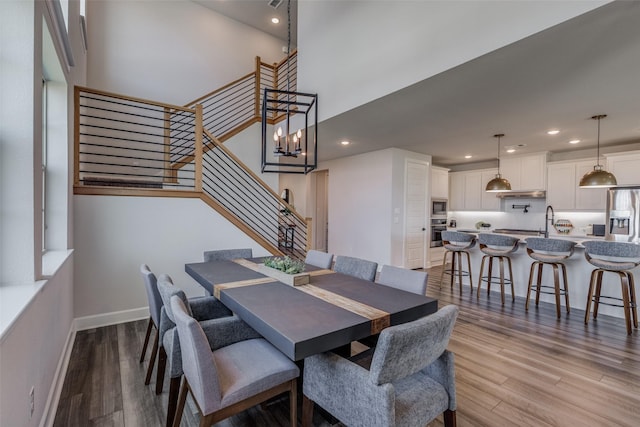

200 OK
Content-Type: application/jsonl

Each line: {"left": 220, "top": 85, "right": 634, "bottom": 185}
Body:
{"left": 606, "top": 186, "right": 640, "bottom": 243}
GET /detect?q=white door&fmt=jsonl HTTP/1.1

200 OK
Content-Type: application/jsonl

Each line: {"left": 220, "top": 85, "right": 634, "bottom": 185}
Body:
{"left": 405, "top": 160, "right": 428, "bottom": 269}
{"left": 313, "top": 170, "right": 329, "bottom": 252}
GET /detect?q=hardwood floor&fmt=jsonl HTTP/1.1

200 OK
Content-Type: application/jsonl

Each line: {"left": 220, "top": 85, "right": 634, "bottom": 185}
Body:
{"left": 54, "top": 265, "right": 640, "bottom": 426}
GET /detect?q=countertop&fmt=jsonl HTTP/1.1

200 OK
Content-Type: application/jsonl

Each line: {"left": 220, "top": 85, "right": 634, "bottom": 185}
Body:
{"left": 448, "top": 228, "right": 605, "bottom": 246}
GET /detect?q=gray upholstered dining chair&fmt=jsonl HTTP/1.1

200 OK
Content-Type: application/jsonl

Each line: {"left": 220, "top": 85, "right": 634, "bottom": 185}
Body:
{"left": 333, "top": 255, "right": 378, "bottom": 281}
{"left": 170, "top": 295, "right": 300, "bottom": 427}
{"left": 139, "top": 264, "right": 164, "bottom": 386}
{"left": 305, "top": 249, "right": 334, "bottom": 269}
{"left": 156, "top": 277, "right": 234, "bottom": 427}
{"left": 376, "top": 264, "right": 428, "bottom": 295}
{"left": 203, "top": 248, "right": 252, "bottom": 262}
{"left": 302, "top": 305, "right": 459, "bottom": 427}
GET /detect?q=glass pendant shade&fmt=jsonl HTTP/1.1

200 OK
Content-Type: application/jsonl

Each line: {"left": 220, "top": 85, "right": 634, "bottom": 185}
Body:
{"left": 486, "top": 174, "right": 512, "bottom": 192}
{"left": 485, "top": 133, "right": 511, "bottom": 192}
{"left": 579, "top": 114, "right": 617, "bottom": 188}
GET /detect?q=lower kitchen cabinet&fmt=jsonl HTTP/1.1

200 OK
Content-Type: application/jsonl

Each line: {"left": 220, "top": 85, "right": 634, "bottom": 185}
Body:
{"left": 429, "top": 246, "right": 446, "bottom": 268}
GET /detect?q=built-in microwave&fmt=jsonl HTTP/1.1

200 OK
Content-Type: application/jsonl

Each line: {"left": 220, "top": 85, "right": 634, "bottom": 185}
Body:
{"left": 431, "top": 198, "right": 448, "bottom": 218}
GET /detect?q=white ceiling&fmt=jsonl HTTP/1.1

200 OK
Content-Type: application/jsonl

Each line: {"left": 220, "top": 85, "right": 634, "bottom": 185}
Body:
{"left": 198, "top": 1, "right": 640, "bottom": 168}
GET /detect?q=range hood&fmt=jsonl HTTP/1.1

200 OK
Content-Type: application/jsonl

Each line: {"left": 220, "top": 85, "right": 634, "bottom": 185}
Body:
{"left": 495, "top": 190, "right": 546, "bottom": 199}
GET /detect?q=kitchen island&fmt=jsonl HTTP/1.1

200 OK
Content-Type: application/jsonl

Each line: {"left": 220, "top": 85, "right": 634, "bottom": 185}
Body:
{"left": 447, "top": 229, "right": 636, "bottom": 320}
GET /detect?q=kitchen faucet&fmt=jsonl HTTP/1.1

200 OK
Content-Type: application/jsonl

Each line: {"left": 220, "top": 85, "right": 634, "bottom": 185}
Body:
{"left": 544, "top": 205, "right": 555, "bottom": 238}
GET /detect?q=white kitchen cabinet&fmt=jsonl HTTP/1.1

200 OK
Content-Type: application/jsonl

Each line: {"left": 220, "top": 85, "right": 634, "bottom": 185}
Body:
{"left": 431, "top": 166, "right": 450, "bottom": 199}
{"left": 547, "top": 159, "right": 606, "bottom": 211}
{"left": 429, "top": 246, "right": 446, "bottom": 268}
{"left": 605, "top": 151, "right": 640, "bottom": 186}
{"left": 481, "top": 169, "right": 501, "bottom": 210}
{"left": 449, "top": 169, "right": 500, "bottom": 211}
{"left": 500, "top": 152, "right": 548, "bottom": 190}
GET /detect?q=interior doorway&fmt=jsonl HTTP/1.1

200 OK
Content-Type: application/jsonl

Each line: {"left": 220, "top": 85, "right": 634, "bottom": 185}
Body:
{"left": 311, "top": 170, "right": 329, "bottom": 251}
{"left": 404, "top": 160, "right": 428, "bottom": 269}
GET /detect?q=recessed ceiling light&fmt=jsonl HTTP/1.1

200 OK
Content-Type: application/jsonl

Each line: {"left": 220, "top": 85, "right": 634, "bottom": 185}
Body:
{"left": 271, "top": 17, "right": 280, "bottom": 24}
{"left": 569, "top": 139, "right": 580, "bottom": 144}
{"left": 506, "top": 148, "right": 516, "bottom": 153}
{"left": 464, "top": 155, "right": 472, "bottom": 159}
{"left": 547, "top": 129, "right": 560, "bottom": 135}
{"left": 340, "top": 140, "right": 350, "bottom": 146}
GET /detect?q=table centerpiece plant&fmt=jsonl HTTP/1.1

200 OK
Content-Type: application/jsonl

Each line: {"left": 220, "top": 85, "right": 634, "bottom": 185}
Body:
{"left": 261, "top": 256, "right": 310, "bottom": 286}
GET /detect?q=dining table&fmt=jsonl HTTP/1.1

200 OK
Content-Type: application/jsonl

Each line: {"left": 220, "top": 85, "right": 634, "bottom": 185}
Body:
{"left": 185, "top": 257, "right": 438, "bottom": 361}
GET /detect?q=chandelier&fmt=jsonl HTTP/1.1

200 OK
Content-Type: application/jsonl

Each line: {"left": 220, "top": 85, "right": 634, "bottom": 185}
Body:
{"left": 261, "top": 0, "right": 318, "bottom": 174}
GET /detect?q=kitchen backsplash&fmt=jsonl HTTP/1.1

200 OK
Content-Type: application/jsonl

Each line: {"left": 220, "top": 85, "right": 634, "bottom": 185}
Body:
{"left": 449, "top": 199, "right": 605, "bottom": 236}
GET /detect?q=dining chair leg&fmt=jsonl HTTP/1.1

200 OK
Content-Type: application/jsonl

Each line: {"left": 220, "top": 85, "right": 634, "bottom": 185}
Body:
{"left": 171, "top": 378, "right": 189, "bottom": 427}
{"left": 156, "top": 346, "right": 167, "bottom": 394}
{"left": 166, "top": 376, "right": 181, "bottom": 427}
{"left": 140, "top": 317, "right": 153, "bottom": 363}
{"left": 302, "top": 394, "right": 314, "bottom": 427}
{"left": 144, "top": 328, "right": 159, "bottom": 385}
{"left": 444, "top": 409, "right": 457, "bottom": 427}
{"left": 289, "top": 379, "right": 297, "bottom": 427}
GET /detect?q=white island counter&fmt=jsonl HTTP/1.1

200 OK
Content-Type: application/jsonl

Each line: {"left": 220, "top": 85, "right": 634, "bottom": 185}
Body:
{"left": 450, "top": 230, "right": 636, "bottom": 320}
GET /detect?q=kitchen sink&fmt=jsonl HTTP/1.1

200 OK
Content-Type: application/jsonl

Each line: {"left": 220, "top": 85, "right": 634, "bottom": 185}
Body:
{"left": 492, "top": 228, "right": 542, "bottom": 236}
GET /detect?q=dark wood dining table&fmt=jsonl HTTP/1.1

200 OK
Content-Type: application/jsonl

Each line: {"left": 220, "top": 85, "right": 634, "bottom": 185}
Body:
{"left": 185, "top": 258, "right": 438, "bottom": 361}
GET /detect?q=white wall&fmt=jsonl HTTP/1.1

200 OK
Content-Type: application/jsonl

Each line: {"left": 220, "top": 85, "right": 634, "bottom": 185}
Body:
{"left": 0, "top": 254, "right": 74, "bottom": 427}
{"left": 297, "top": 0, "right": 610, "bottom": 122}
{"left": 86, "top": 0, "right": 285, "bottom": 105}
{"left": 73, "top": 195, "right": 271, "bottom": 320}
{"left": 321, "top": 148, "right": 430, "bottom": 267}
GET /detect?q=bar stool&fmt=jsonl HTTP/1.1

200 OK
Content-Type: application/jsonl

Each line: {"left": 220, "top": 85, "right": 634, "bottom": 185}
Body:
{"left": 583, "top": 240, "right": 640, "bottom": 335}
{"left": 477, "top": 234, "right": 519, "bottom": 305}
{"left": 439, "top": 231, "right": 477, "bottom": 294}
{"left": 525, "top": 237, "right": 576, "bottom": 318}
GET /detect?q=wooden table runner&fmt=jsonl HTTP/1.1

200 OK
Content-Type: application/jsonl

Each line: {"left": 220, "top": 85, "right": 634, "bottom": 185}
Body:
{"left": 225, "top": 258, "right": 391, "bottom": 334}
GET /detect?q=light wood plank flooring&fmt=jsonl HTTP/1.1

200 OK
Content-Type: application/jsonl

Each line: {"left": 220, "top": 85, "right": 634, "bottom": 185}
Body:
{"left": 54, "top": 265, "right": 640, "bottom": 426}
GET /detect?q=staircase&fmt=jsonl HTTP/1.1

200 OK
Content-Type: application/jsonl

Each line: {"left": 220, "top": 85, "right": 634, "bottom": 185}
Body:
{"left": 74, "top": 52, "right": 310, "bottom": 259}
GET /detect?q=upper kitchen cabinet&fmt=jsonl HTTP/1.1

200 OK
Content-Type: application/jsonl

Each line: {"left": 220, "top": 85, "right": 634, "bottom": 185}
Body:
{"left": 500, "top": 153, "right": 548, "bottom": 191}
{"left": 449, "top": 168, "right": 500, "bottom": 211}
{"left": 547, "top": 159, "right": 606, "bottom": 211}
{"left": 431, "top": 166, "right": 449, "bottom": 199}
{"left": 605, "top": 151, "right": 640, "bottom": 186}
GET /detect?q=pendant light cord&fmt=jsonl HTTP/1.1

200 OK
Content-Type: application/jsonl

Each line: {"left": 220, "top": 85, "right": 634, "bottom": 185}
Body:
{"left": 596, "top": 116, "right": 601, "bottom": 166}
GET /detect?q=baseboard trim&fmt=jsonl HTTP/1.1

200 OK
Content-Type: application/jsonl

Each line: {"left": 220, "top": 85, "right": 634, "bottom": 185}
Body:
{"left": 40, "top": 325, "right": 76, "bottom": 427}
{"left": 75, "top": 307, "right": 148, "bottom": 331}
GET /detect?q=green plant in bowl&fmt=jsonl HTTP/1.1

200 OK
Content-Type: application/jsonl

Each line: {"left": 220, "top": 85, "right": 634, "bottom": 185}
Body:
{"left": 264, "top": 256, "right": 305, "bottom": 275}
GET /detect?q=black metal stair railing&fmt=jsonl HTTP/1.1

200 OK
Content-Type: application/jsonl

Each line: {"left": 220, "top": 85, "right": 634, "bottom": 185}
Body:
{"left": 201, "top": 131, "right": 308, "bottom": 259}
{"left": 76, "top": 87, "right": 198, "bottom": 189}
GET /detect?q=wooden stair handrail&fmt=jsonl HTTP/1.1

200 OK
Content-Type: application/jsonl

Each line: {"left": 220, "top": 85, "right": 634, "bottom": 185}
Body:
{"left": 76, "top": 85, "right": 196, "bottom": 114}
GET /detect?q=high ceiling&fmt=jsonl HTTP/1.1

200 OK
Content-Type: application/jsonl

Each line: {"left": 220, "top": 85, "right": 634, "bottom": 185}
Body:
{"left": 198, "top": 1, "right": 640, "bottom": 168}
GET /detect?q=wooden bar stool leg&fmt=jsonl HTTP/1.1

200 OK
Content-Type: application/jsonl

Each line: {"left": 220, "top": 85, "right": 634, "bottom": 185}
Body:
{"left": 628, "top": 272, "right": 638, "bottom": 328}
{"left": 594, "top": 270, "right": 604, "bottom": 319}
{"left": 561, "top": 263, "right": 570, "bottom": 313}
{"left": 535, "top": 263, "right": 544, "bottom": 306}
{"left": 552, "top": 263, "right": 561, "bottom": 318}
{"left": 526, "top": 262, "right": 537, "bottom": 311}
{"left": 487, "top": 257, "right": 493, "bottom": 295}
{"left": 439, "top": 250, "right": 450, "bottom": 288}
{"left": 478, "top": 255, "right": 487, "bottom": 301}
{"left": 620, "top": 273, "right": 632, "bottom": 335}
{"left": 457, "top": 252, "right": 464, "bottom": 293}
{"left": 498, "top": 257, "right": 505, "bottom": 305}
{"left": 507, "top": 256, "right": 515, "bottom": 302}
{"left": 450, "top": 252, "right": 457, "bottom": 289}
{"left": 465, "top": 251, "right": 473, "bottom": 292}
{"left": 585, "top": 269, "right": 598, "bottom": 324}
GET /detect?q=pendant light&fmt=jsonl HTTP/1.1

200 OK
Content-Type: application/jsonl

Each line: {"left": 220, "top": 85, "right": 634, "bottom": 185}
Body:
{"left": 579, "top": 114, "right": 617, "bottom": 188}
{"left": 485, "top": 133, "right": 512, "bottom": 192}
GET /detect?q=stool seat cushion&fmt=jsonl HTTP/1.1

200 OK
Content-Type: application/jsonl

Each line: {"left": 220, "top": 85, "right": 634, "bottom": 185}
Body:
{"left": 480, "top": 247, "right": 515, "bottom": 256}
{"left": 442, "top": 231, "right": 476, "bottom": 251}
{"left": 529, "top": 253, "right": 570, "bottom": 263}
{"left": 587, "top": 258, "right": 639, "bottom": 271}
{"left": 444, "top": 243, "right": 475, "bottom": 251}
{"left": 526, "top": 237, "right": 576, "bottom": 253}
